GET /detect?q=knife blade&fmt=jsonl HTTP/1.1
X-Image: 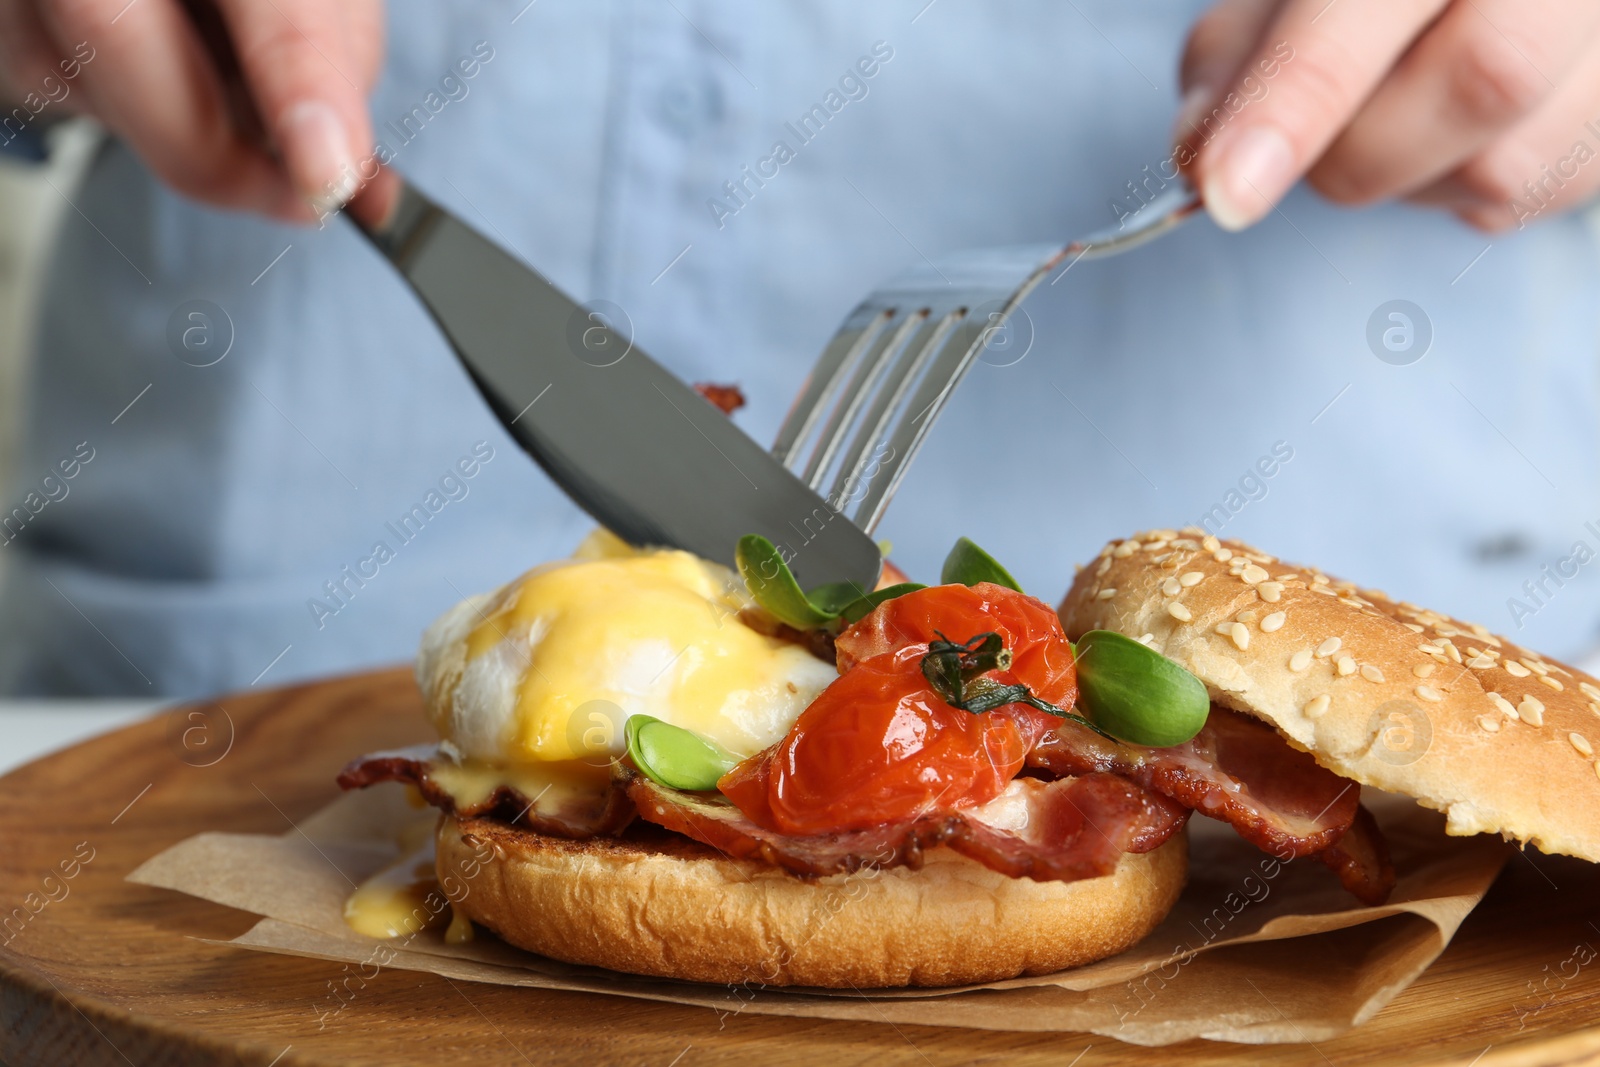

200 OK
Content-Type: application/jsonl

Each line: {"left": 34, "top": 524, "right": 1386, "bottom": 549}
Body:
{"left": 353, "top": 179, "right": 884, "bottom": 593}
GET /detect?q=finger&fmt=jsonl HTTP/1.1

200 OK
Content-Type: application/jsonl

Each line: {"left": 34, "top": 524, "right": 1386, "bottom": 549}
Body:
{"left": 1175, "top": 0, "right": 1282, "bottom": 139}
{"left": 337, "top": 0, "right": 385, "bottom": 94}
{"left": 0, "top": 0, "right": 65, "bottom": 105}
{"left": 1409, "top": 32, "right": 1600, "bottom": 231}
{"left": 1191, "top": 0, "right": 1449, "bottom": 230}
{"left": 215, "top": 0, "right": 374, "bottom": 210}
{"left": 1309, "top": 0, "right": 1600, "bottom": 205}
{"left": 37, "top": 0, "right": 303, "bottom": 215}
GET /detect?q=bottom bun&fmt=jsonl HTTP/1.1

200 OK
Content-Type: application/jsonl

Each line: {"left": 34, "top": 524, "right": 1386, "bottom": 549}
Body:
{"left": 438, "top": 814, "right": 1188, "bottom": 988}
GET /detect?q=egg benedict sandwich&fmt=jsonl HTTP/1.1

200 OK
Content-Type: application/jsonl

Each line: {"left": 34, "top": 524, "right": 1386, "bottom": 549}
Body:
{"left": 338, "top": 527, "right": 1600, "bottom": 988}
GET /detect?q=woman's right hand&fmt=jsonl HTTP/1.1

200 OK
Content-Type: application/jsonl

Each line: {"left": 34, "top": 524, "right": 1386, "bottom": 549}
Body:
{"left": 0, "top": 0, "right": 384, "bottom": 222}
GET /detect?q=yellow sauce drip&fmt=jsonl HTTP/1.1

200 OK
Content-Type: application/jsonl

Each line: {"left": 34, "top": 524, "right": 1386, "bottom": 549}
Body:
{"left": 343, "top": 836, "right": 449, "bottom": 940}
{"left": 426, "top": 757, "right": 611, "bottom": 814}
{"left": 445, "top": 906, "right": 475, "bottom": 944}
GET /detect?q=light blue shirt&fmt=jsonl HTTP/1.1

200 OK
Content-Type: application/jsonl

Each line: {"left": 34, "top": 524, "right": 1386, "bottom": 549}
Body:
{"left": 5, "top": 0, "right": 1600, "bottom": 697}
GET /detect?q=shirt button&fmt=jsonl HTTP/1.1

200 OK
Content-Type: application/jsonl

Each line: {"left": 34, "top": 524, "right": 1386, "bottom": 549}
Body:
{"left": 651, "top": 73, "right": 723, "bottom": 139}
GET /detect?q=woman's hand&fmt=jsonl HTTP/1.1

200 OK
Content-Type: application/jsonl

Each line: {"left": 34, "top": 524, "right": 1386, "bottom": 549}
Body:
{"left": 1180, "top": 0, "right": 1600, "bottom": 232}
{"left": 0, "top": 0, "right": 383, "bottom": 221}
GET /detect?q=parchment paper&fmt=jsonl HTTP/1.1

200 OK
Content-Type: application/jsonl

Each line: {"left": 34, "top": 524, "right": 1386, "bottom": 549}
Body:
{"left": 127, "top": 783, "right": 1507, "bottom": 1046}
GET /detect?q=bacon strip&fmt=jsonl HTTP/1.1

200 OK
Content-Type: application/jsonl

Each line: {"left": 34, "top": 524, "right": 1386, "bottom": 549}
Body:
{"left": 626, "top": 771, "right": 1188, "bottom": 883}
{"left": 337, "top": 746, "right": 635, "bottom": 839}
{"left": 1028, "top": 707, "right": 1360, "bottom": 859}
{"left": 1318, "top": 805, "right": 1396, "bottom": 906}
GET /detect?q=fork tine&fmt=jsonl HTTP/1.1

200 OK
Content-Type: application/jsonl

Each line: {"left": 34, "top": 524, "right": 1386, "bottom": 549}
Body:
{"left": 771, "top": 308, "right": 892, "bottom": 467}
{"left": 825, "top": 307, "right": 959, "bottom": 511}
{"left": 845, "top": 310, "right": 987, "bottom": 533}
{"left": 800, "top": 310, "right": 926, "bottom": 490}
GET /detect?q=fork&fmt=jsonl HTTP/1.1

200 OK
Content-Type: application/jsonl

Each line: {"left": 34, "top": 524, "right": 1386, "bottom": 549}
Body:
{"left": 774, "top": 182, "right": 1201, "bottom": 533}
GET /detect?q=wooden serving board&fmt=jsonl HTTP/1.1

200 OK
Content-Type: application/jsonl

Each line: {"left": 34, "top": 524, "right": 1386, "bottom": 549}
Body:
{"left": 4, "top": 668, "right": 1600, "bottom": 1067}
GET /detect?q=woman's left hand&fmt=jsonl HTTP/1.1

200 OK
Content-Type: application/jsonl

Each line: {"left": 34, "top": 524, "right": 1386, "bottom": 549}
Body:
{"left": 1180, "top": 0, "right": 1600, "bottom": 232}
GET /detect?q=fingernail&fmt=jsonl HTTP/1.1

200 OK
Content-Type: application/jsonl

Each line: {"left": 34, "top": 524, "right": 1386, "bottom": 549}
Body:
{"left": 1172, "top": 85, "right": 1215, "bottom": 144}
{"left": 279, "top": 100, "right": 359, "bottom": 211}
{"left": 1202, "top": 124, "right": 1295, "bottom": 232}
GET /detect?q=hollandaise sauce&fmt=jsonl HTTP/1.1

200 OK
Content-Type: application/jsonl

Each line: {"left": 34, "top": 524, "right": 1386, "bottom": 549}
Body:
{"left": 344, "top": 815, "right": 474, "bottom": 944}
{"left": 439, "top": 530, "right": 837, "bottom": 765}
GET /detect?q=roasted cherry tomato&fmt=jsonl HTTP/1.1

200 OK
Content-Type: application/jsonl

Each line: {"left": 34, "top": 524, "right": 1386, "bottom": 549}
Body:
{"left": 836, "top": 581, "right": 1077, "bottom": 705}
{"left": 719, "top": 584, "right": 1077, "bottom": 835}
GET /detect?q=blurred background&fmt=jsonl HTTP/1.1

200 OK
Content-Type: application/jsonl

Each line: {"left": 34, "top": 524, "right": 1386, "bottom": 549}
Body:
{"left": 5, "top": 3, "right": 1600, "bottom": 716}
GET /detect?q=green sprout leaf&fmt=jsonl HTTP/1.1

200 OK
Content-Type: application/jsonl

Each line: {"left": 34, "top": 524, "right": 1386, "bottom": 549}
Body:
{"left": 808, "top": 581, "right": 928, "bottom": 624}
{"left": 735, "top": 534, "right": 838, "bottom": 630}
{"left": 624, "top": 714, "right": 740, "bottom": 792}
{"left": 941, "top": 537, "right": 1023, "bottom": 592}
{"left": 1073, "top": 630, "right": 1209, "bottom": 747}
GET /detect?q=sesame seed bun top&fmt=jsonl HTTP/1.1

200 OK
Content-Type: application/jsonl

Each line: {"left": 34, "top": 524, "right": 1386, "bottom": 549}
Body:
{"left": 1060, "top": 529, "right": 1600, "bottom": 863}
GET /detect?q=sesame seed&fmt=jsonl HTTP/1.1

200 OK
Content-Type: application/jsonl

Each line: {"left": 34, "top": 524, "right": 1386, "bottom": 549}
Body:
{"left": 1419, "top": 644, "right": 1446, "bottom": 658}
{"left": 1230, "top": 623, "right": 1250, "bottom": 651}
{"left": 1522, "top": 657, "right": 1549, "bottom": 676}
{"left": 1144, "top": 539, "right": 1169, "bottom": 552}
{"left": 1290, "top": 649, "right": 1313, "bottom": 672}
{"left": 1594, "top": 762, "right": 1600, "bottom": 782}
{"left": 1467, "top": 655, "right": 1495, "bottom": 669}
{"left": 1113, "top": 541, "right": 1137, "bottom": 558}
{"left": 1305, "top": 694, "right": 1330, "bottom": 718}
{"left": 1505, "top": 661, "right": 1532, "bottom": 678}
{"left": 1316, "top": 637, "right": 1342, "bottom": 658}
{"left": 1571, "top": 733, "right": 1594, "bottom": 757}
{"left": 1215, "top": 623, "right": 1233, "bottom": 636}
{"left": 1161, "top": 577, "right": 1182, "bottom": 596}
{"left": 1214, "top": 548, "right": 1234, "bottom": 562}
{"left": 1445, "top": 644, "right": 1463, "bottom": 664}
{"left": 1151, "top": 528, "right": 1179, "bottom": 540}
{"left": 1167, "top": 602, "right": 1193, "bottom": 622}
{"left": 1580, "top": 681, "right": 1600, "bottom": 701}
{"left": 1095, "top": 558, "right": 1112, "bottom": 577}
{"left": 1477, "top": 715, "right": 1501, "bottom": 733}
{"left": 1539, "top": 675, "right": 1565, "bottom": 692}
{"left": 1336, "top": 655, "right": 1357, "bottom": 676}
{"left": 1180, "top": 571, "right": 1204, "bottom": 587}
{"left": 1483, "top": 634, "right": 1504, "bottom": 648}
{"left": 1274, "top": 573, "right": 1299, "bottom": 583}
{"left": 1415, "top": 685, "right": 1443, "bottom": 703}
{"left": 1590, "top": 701, "right": 1600, "bottom": 718}
{"left": 1172, "top": 538, "right": 1200, "bottom": 550}
{"left": 1240, "top": 564, "right": 1269, "bottom": 584}
{"left": 1404, "top": 623, "right": 1426, "bottom": 633}
{"left": 1138, "top": 633, "right": 1158, "bottom": 647}
{"left": 1311, "top": 585, "right": 1338, "bottom": 596}
{"left": 1361, "top": 664, "right": 1385, "bottom": 683}
{"left": 1258, "top": 581, "right": 1284, "bottom": 603}
{"left": 1096, "top": 588, "right": 1117, "bottom": 601}
{"left": 1311, "top": 574, "right": 1329, "bottom": 585}
{"left": 1488, "top": 692, "right": 1518, "bottom": 719}
{"left": 1201, "top": 536, "right": 1221, "bottom": 552}
{"left": 1413, "top": 663, "right": 1436, "bottom": 678}
{"left": 1261, "top": 611, "right": 1286, "bottom": 633}
{"left": 1518, "top": 696, "right": 1545, "bottom": 726}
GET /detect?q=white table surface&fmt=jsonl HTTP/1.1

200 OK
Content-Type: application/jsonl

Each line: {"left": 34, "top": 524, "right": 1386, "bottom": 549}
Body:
{"left": 0, "top": 699, "right": 169, "bottom": 777}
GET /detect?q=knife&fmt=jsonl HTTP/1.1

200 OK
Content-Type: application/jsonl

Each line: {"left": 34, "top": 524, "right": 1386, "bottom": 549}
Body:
{"left": 350, "top": 178, "right": 884, "bottom": 593}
